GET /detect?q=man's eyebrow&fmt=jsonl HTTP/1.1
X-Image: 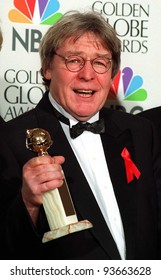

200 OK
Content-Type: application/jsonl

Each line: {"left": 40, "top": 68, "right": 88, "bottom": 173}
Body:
{"left": 63, "top": 51, "right": 111, "bottom": 57}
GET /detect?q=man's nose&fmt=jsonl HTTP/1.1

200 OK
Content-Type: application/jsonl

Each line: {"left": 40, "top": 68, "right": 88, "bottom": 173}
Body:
{"left": 77, "top": 60, "right": 95, "bottom": 80}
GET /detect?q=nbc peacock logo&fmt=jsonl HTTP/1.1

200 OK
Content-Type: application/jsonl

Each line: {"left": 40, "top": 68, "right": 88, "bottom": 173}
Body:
{"left": 109, "top": 67, "right": 147, "bottom": 101}
{"left": 8, "top": 0, "right": 63, "bottom": 25}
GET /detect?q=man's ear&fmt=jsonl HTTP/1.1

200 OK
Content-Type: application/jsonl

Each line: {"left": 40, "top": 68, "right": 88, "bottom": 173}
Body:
{"left": 44, "top": 69, "right": 52, "bottom": 80}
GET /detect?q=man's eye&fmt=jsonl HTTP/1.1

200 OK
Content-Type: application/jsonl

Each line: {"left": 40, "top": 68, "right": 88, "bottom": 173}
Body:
{"left": 94, "top": 59, "right": 106, "bottom": 67}
{"left": 68, "top": 57, "right": 81, "bottom": 64}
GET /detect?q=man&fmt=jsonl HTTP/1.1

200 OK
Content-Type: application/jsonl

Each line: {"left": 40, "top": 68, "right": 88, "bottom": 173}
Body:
{"left": 0, "top": 11, "right": 161, "bottom": 260}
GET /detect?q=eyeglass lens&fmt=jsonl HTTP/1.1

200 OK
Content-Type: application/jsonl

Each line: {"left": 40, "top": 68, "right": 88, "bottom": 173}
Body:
{"left": 65, "top": 56, "right": 111, "bottom": 74}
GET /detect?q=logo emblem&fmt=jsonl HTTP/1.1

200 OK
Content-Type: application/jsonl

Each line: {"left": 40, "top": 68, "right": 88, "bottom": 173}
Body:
{"left": 109, "top": 67, "right": 147, "bottom": 101}
{"left": 9, "top": 0, "right": 63, "bottom": 25}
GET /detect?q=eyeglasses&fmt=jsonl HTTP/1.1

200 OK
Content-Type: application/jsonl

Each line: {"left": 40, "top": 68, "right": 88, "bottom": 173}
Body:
{"left": 55, "top": 53, "right": 112, "bottom": 74}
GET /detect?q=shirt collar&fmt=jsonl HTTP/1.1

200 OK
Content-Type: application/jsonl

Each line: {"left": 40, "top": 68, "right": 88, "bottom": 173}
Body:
{"left": 48, "top": 92, "right": 99, "bottom": 127}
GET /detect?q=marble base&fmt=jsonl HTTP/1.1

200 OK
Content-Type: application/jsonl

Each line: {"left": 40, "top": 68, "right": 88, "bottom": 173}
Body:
{"left": 42, "top": 219, "right": 93, "bottom": 243}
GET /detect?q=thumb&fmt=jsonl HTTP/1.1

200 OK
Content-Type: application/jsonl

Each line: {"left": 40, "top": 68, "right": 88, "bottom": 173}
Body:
{"left": 52, "top": 155, "right": 65, "bottom": 165}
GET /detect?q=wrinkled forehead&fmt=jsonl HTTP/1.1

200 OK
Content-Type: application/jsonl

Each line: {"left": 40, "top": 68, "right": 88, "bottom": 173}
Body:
{"left": 60, "top": 32, "right": 109, "bottom": 51}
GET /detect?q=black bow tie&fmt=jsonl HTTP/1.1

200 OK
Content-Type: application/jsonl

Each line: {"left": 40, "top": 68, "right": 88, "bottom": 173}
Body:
{"left": 70, "top": 118, "right": 105, "bottom": 139}
{"left": 53, "top": 107, "right": 105, "bottom": 139}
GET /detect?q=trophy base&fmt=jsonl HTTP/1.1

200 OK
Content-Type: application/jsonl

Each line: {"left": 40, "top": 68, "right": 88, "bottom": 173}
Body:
{"left": 42, "top": 220, "right": 93, "bottom": 243}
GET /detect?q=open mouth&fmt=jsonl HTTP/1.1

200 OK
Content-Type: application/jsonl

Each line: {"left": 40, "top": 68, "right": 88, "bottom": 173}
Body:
{"left": 74, "top": 89, "right": 95, "bottom": 96}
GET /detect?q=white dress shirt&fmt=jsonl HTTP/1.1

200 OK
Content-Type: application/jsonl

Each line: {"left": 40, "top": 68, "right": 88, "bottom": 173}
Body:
{"left": 49, "top": 93, "right": 126, "bottom": 259}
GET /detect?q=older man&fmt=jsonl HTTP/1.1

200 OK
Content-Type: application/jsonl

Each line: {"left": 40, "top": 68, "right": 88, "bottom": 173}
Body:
{"left": 0, "top": 11, "right": 161, "bottom": 260}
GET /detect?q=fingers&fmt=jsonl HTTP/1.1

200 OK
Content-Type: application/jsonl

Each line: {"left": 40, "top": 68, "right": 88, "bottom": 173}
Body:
{"left": 52, "top": 155, "right": 65, "bottom": 165}
{"left": 22, "top": 155, "right": 65, "bottom": 207}
{"left": 25, "top": 155, "right": 65, "bottom": 168}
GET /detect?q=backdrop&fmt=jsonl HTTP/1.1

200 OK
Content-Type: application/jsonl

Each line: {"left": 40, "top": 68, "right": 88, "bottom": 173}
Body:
{"left": 0, "top": 0, "right": 160, "bottom": 121}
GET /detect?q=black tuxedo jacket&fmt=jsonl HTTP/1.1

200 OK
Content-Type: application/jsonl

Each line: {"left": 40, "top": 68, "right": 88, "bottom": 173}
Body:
{"left": 0, "top": 116, "right": 5, "bottom": 124}
{"left": 1, "top": 92, "right": 161, "bottom": 260}
{"left": 139, "top": 106, "right": 161, "bottom": 139}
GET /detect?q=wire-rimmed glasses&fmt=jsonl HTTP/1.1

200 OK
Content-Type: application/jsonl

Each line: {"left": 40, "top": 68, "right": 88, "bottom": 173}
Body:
{"left": 55, "top": 53, "right": 112, "bottom": 74}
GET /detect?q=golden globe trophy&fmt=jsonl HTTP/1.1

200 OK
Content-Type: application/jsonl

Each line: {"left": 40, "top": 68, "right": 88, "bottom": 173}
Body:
{"left": 26, "top": 128, "right": 93, "bottom": 243}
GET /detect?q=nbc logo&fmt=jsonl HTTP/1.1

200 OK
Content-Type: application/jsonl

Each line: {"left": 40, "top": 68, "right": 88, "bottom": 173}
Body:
{"left": 109, "top": 67, "right": 147, "bottom": 101}
{"left": 8, "top": 0, "right": 63, "bottom": 25}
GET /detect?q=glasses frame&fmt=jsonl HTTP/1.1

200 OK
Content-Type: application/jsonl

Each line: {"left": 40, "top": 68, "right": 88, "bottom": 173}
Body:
{"left": 55, "top": 53, "right": 112, "bottom": 74}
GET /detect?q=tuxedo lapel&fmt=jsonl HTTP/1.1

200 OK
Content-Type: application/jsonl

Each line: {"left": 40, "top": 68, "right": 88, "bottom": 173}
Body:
{"left": 100, "top": 109, "right": 138, "bottom": 259}
{"left": 60, "top": 143, "right": 121, "bottom": 259}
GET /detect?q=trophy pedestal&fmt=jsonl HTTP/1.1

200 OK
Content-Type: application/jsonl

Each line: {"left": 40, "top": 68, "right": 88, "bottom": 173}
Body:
{"left": 42, "top": 220, "right": 93, "bottom": 243}
{"left": 42, "top": 187, "right": 93, "bottom": 243}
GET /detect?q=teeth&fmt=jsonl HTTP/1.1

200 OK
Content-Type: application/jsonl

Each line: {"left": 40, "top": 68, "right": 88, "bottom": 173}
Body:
{"left": 76, "top": 89, "right": 93, "bottom": 94}
{"left": 79, "top": 94, "right": 91, "bottom": 96}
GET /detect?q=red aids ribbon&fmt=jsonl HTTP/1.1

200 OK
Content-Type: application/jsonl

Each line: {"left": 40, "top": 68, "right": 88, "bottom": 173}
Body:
{"left": 121, "top": 148, "right": 141, "bottom": 183}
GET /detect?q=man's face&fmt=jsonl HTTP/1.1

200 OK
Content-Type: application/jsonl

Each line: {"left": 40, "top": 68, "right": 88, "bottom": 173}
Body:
{"left": 44, "top": 32, "right": 113, "bottom": 121}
